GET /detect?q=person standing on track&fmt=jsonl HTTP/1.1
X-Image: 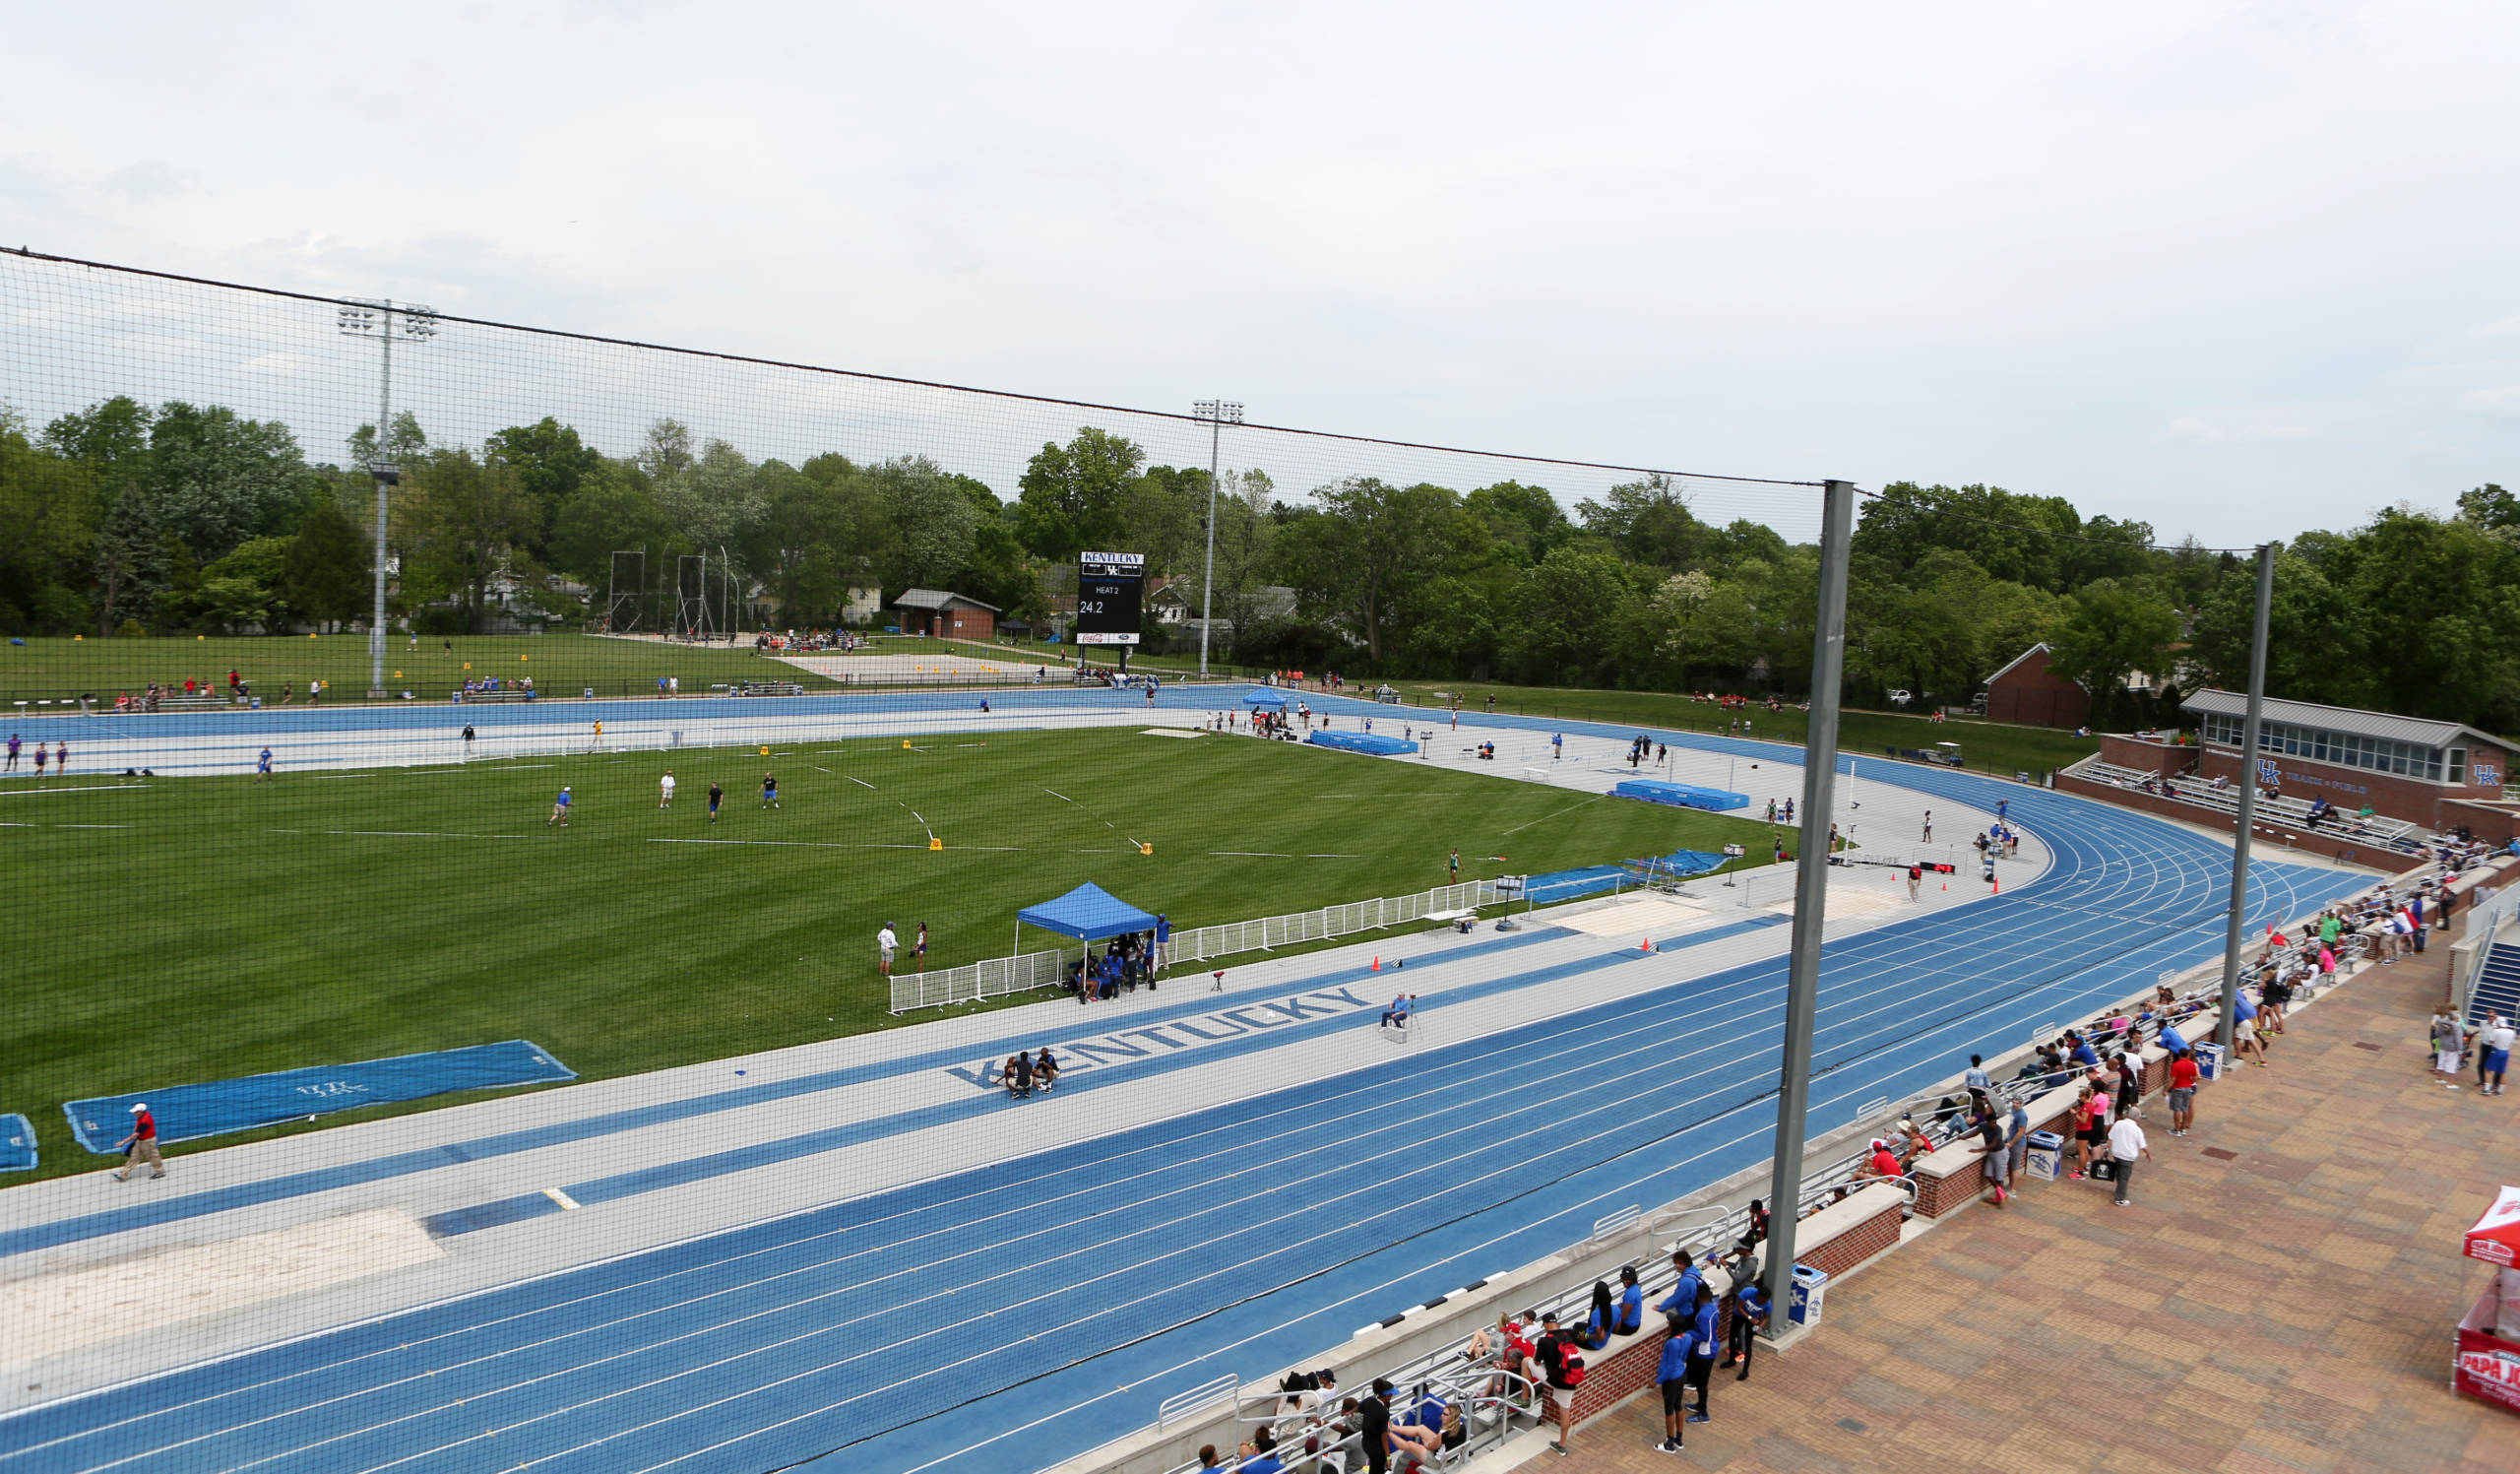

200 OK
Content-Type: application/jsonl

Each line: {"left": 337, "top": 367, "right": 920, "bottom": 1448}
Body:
{"left": 1551, "top": 733, "right": 1563, "bottom": 760}
{"left": 590, "top": 720, "right": 603, "bottom": 754}
{"left": 548, "top": 786, "right": 572, "bottom": 827}
{"left": 761, "top": 772, "right": 780, "bottom": 809}
{"left": 1922, "top": 809, "right": 1932, "bottom": 842}
{"left": 707, "top": 780, "right": 724, "bottom": 824}
{"left": 256, "top": 747, "right": 274, "bottom": 782}
{"left": 660, "top": 770, "right": 676, "bottom": 808}
{"left": 111, "top": 1102, "right": 164, "bottom": 1182}
{"left": 1907, "top": 863, "right": 1922, "bottom": 901}
{"left": 32, "top": 743, "right": 46, "bottom": 779}
{"left": 462, "top": 722, "right": 475, "bottom": 758}
{"left": 4, "top": 733, "right": 18, "bottom": 770}
{"left": 54, "top": 740, "right": 67, "bottom": 777}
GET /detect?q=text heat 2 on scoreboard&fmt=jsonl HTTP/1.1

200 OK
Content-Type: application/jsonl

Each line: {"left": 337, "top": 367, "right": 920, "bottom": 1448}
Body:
{"left": 1076, "top": 551, "right": 1145, "bottom": 646}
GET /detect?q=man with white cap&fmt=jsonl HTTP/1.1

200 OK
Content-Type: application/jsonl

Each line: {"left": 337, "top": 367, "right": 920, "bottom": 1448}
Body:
{"left": 112, "top": 1102, "right": 163, "bottom": 1181}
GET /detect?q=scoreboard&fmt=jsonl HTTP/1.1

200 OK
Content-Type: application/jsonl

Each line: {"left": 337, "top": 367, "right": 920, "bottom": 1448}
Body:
{"left": 1075, "top": 551, "right": 1145, "bottom": 646}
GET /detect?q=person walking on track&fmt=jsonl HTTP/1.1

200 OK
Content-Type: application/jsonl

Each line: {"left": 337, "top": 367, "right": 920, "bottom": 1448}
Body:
{"left": 112, "top": 1103, "right": 164, "bottom": 1182}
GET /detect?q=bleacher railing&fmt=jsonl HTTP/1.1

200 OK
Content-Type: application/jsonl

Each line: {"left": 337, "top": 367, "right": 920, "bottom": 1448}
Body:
{"left": 887, "top": 877, "right": 1522, "bottom": 1013}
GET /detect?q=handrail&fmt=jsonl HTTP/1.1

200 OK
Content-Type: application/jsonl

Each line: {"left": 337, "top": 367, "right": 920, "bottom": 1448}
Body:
{"left": 1589, "top": 1204, "right": 1641, "bottom": 1242}
{"left": 1158, "top": 1374, "right": 1237, "bottom": 1429}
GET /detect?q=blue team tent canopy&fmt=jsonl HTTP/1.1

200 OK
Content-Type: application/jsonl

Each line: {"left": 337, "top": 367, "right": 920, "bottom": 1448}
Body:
{"left": 1017, "top": 882, "right": 1160, "bottom": 942}
{"left": 1242, "top": 688, "right": 1288, "bottom": 710}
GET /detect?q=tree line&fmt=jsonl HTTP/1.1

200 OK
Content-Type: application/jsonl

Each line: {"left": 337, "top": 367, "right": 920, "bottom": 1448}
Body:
{"left": 0, "top": 394, "right": 2511, "bottom": 733}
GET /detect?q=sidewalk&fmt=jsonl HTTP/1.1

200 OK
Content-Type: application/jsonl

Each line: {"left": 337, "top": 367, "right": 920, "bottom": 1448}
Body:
{"left": 1523, "top": 938, "right": 2520, "bottom": 1474}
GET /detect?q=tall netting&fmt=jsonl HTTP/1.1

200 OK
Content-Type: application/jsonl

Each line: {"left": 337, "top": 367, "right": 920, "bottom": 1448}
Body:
{"left": 0, "top": 249, "right": 1844, "bottom": 1474}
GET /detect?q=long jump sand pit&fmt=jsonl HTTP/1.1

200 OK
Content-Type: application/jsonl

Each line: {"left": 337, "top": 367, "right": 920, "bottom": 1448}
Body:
{"left": 778, "top": 652, "right": 1024, "bottom": 679}
{"left": 0, "top": 1209, "right": 442, "bottom": 1368}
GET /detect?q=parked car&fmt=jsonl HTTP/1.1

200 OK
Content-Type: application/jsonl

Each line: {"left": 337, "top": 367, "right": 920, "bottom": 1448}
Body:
{"left": 1886, "top": 688, "right": 1913, "bottom": 707}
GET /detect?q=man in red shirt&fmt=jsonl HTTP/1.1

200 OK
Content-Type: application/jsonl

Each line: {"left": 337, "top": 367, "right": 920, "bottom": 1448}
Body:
{"left": 112, "top": 1102, "right": 164, "bottom": 1182}
{"left": 1858, "top": 1139, "right": 1903, "bottom": 1182}
{"left": 2165, "top": 1048, "right": 2200, "bottom": 1137}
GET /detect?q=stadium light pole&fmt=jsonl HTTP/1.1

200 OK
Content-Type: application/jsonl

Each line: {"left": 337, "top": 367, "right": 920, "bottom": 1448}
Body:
{"left": 1192, "top": 400, "right": 1243, "bottom": 676}
{"left": 1759, "top": 479, "right": 1856, "bottom": 1324}
{"left": 2216, "top": 542, "right": 2281, "bottom": 1055}
{"left": 338, "top": 298, "right": 437, "bottom": 697}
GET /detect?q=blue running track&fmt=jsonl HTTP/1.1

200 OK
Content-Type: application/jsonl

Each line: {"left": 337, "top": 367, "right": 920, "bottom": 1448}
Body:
{"left": 0, "top": 716, "right": 2366, "bottom": 1474}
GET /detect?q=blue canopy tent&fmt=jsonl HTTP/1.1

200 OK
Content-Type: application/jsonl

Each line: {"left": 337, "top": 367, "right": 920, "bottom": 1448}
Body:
{"left": 1242, "top": 688, "right": 1288, "bottom": 710}
{"left": 1014, "top": 882, "right": 1161, "bottom": 968}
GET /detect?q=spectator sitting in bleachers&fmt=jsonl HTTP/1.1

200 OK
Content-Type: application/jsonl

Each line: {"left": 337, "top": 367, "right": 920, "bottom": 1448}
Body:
{"left": 1614, "top": 1264, "right": 1645, "bottom": 1334}
{"left": 1580, "top": 1279, "right": 1617, "bottom": 1350}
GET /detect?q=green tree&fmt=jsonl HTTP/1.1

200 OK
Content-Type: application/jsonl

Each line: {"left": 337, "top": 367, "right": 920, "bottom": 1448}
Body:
{"left": 406, "top": 447, "right": 535, "bottom": 633}
{"left": 284, "top": 494, "right": 373, "bottom": 630}
{"left": 148, "top": 401, "right": 308, "bottom": 561}
{"left": 1282, "top": 478, "right": 1458, "bottom": 664}
{"left": 2048, "top": 578, "right": 2180, "bottom": 720}
{"left": 1016, "top": 427, "right": 1143, "bottom": 561}
{"left": 1502, "top": 547, "right": 1638, "bottom": 683}
{"left": 1465, "top": 481, "right": 1573, "bottom": 566}
{"left": 486, "top": 417, "right": 602, "bottom": 552}
{"left": 1576, "top": 474, "right": 1704, "bottom": 570}
{"left": 0, "top": 410, "right": 100, "bottom": 634}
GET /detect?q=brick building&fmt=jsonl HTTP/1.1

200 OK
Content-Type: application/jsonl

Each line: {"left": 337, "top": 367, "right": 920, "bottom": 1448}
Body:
{"left": 1981, "top": 642, "right": 2091, "bottom": 730}
{"left": 892, "top": 588, "right": 999, "bottom": 640}
{"left": 2182, "top": 689, "right": 2518, "bottom": 839}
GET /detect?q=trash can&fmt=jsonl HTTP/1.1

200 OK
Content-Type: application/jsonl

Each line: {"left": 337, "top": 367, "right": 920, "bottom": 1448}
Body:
{"left": 2024, "top": 1130, "right": 2064, "bottom": 1183}
{"left": 1787, "top": 1264, "right": 1829, "bottom": 1328}
{"left": 2194, "top": 1043, "right": 2225, "bottom": 1081}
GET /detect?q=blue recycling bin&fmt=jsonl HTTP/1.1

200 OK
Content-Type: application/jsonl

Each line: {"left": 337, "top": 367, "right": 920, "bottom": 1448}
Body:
{"left": 1787, "top": 1264, "right": 1829, "bottom": 1328}
{"left": 2194, "top": 1043, "right": 2225, "bottom": 1081}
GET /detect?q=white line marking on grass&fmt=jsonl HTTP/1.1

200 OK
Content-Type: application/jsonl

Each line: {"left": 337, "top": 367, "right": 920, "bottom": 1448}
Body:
{"left": 306, "top": 774, "right": 371, "bottom": 780}
{"left": 58, "top": 824, "right": 131, "bottom": 829}
{"left": 811, "top": 766, "right": 831, "bottom": 774}
{"left": 0, "top": 784, "right": 151, "bottom": 797}
{"left": 1305, "top": 854, "right": 1364, "bottom": 859}
{"left": 1500, "top": 793, "right": 1606, "bottom": 837}
{"left": 847, "top": 778, "right": 875, "bottom": 790}
{"left": 1211, "top": 851, "right": 1292, "bottom": 857}
{"left": 1041, "top": 789, "right": 1072, "bottom": 802}
{"left": 325, "top": 831, "right": 534, "bottom": 840}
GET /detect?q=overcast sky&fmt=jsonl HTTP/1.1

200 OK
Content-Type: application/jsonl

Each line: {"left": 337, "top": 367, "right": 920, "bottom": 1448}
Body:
{"left": 5, "top": 1, "right": 2516, "bottom": 546}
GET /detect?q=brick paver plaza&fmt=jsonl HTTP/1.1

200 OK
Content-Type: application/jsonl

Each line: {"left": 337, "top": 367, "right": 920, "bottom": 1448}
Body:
{"left": 1521, "top": 941, "right": 2520, "bottom": 1474}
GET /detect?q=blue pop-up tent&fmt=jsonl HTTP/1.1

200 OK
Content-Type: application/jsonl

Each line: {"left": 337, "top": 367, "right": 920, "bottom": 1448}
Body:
{"left": 1242, "top": 688, "right": 1288, "bottom": 710}
{"left": 1016, "top": 881, "right": 1159, "bottom": 946}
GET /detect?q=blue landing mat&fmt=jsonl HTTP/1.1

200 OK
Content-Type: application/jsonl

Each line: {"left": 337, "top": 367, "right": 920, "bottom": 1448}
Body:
{"left": 62, "top": 1041, "right": 576, "bottom": 1153}
{"left": 1307, "top": 729, "right": 1417, "bottom": 755}
{"left": 0, "top": 1115, "right": 33, "bottom": 1172}
{"left": 1609, "top": 778, "right": 1749, "bottom": 810}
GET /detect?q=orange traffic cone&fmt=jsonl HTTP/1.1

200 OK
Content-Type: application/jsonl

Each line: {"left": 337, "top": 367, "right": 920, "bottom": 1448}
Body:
{"left": 1371, "top": 956, "right": 1381, "bottom": 971}
{"left": 1992, "top": 876, "right": 2000, "bottom": 894}
{"left": 1640, "top": 937, "right": 1655, "bottom": 952}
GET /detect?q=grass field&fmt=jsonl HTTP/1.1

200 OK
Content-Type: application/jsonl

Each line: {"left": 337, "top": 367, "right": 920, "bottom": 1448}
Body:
{"left": 0, "top": 727, "right": 1771, "bottom": 1183}
{"left": 0, "top": 632, "right": 843, "bottom": 705}
{"left": 1369, "top": 680, "right": 2103, "bottom": 784}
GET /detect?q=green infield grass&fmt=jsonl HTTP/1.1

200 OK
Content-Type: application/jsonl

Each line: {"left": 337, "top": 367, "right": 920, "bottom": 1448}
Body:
{"left": 0, "top": 727, "right": 1771, "bottom": 1182}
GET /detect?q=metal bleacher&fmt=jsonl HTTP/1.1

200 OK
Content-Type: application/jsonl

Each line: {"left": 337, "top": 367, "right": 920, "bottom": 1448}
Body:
{"left": 2064, "top": 754, "right": 2427, "bottom": 854}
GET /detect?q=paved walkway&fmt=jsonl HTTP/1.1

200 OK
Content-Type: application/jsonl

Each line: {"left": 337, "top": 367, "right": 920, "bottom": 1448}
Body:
{"left": 1522, "top": 935, "right": 2520, "bottom": 1474}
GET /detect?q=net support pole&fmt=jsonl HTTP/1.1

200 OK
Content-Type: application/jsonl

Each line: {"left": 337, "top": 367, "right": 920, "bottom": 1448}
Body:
{"left": 1200, "top": 414, "right": 1221, "bottom": 676}
{"left": 2217, "top": 542, "right": 2280, "bottom": 1053}
{"left": 1759, "top": 479, "right": 1854, "bottom": 1314}
{"left": 367, "top": 315, "right": 393, "bottom": 698}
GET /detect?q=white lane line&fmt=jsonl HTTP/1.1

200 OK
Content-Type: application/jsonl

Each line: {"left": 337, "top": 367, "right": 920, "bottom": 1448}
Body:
{"left": 0, "top": 784, "right": 151, "bottom": 797}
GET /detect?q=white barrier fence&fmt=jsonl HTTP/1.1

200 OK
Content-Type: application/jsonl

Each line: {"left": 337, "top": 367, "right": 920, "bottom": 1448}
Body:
{"left": 887, "top": 877, "right": 1522, "bottom": 1013}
